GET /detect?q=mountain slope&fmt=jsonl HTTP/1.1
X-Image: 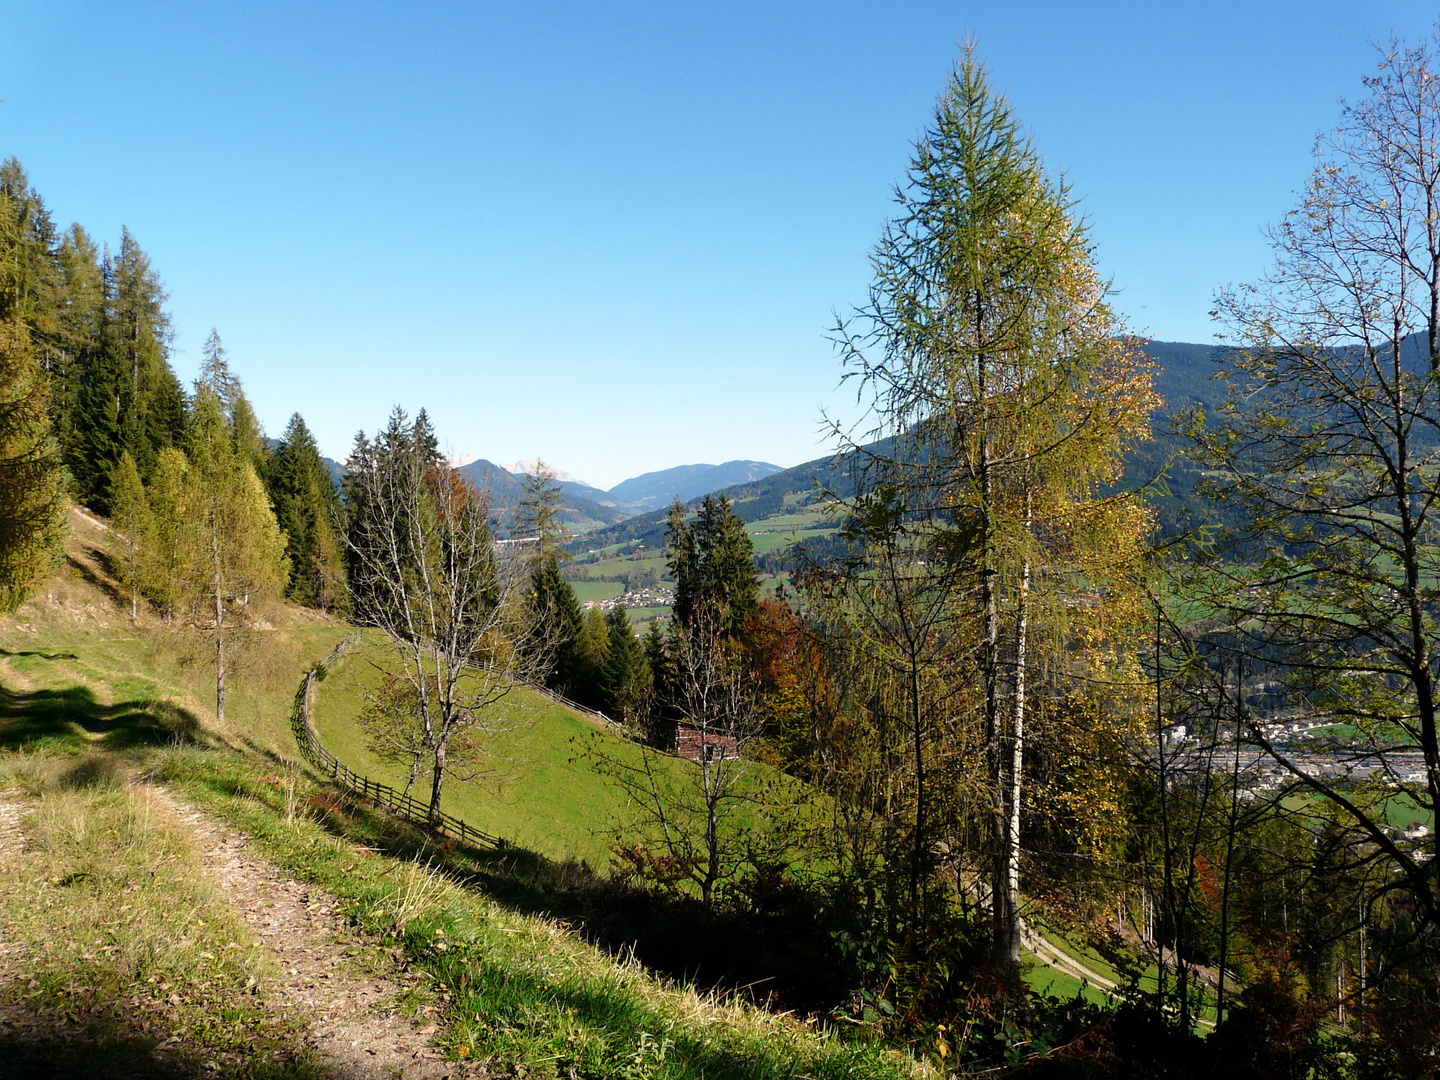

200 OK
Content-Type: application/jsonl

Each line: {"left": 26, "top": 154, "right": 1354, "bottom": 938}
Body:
{"left": 456, "top": 458, "right": 631, "bottom": 528}
{"left": 578, "top": 340, "right": 1230, "bottom": 553}
{"left": 605, "top": 461, "right": 784, "bottom": 512}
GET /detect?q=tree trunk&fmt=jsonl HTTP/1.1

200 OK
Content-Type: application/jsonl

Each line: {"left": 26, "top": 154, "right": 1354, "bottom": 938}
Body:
{"left": 215, "top": 632, "right": 226, "bottom": 725}
{"left": 1003, "top": 555, "right": 1030, "bottom": 966}
{"left": 428, "top": 736, "right": 448, "bottom": 825}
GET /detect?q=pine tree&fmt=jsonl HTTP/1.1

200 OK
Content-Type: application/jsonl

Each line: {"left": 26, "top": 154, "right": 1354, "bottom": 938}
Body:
{"left": 108, "top": 451, "right": 151, "bottom": 619}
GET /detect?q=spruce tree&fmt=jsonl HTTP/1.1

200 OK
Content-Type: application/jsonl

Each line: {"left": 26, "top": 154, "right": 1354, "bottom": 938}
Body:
{"left": 600, "top": 605, "right": 650, "bottom": 722}
{"left": 665, "top": 494, "right": 758, "bottom": 636}
{"left": 52, "top": 225, "right": 104, "bottom": 465}
{"left": 73, "top": 228, "right": 182, "bottom": 508}
{"left": 107, "top": 228, "right": 181, "bottom": 475}
{"left": 267, "top": 412, "right": 347, "bottom": 611}
{"left": 527, "top": 554, "right": 584, "bottom": 693}
{"left": 575, "top": 603, "right": 611, "bottom": 708}
{"left": 0, "top": 159, "right": 63, "bottom": 340}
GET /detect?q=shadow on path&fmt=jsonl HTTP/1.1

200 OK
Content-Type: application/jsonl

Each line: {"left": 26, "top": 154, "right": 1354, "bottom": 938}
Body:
{"left": 0, "top": 682, "right": 207, "bottom": 753}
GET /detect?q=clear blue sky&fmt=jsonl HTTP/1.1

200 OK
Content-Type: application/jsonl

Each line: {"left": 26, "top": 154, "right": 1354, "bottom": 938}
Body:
{"left": 2, "top": 2, "right": 1433, "bottom": 488}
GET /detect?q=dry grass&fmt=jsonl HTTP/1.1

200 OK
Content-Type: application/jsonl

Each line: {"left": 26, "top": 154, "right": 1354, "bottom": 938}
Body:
{"left": 0, "top": 759, "right": 322, "bottom": 1076}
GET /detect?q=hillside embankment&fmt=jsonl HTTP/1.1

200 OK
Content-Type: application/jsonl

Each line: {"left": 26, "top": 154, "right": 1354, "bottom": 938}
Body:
{"left": 0, "top": 510, "right": 927, "bottom": 1079}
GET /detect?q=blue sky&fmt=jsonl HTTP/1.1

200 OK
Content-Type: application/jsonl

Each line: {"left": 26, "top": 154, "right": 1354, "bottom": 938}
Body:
{"left": 2, "top": 2, "right": 1434, "bottom": 488}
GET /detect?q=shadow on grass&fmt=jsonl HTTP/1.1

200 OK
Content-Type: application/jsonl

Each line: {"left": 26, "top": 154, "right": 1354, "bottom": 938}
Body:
{"left": 0, "top": 682, "right": 208, "bottom": 754}
{"left": 274, "top": 781, "right": 857, "bottom": 1017}
{"left": 64, "top": 549, "right": 129, "bottom": 610}
{"left": 0, "top": 992, "right": 346, "bottom": 1079}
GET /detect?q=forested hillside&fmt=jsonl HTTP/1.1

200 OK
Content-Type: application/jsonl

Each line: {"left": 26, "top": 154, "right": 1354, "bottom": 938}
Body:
{"left": 5, "top": 29, "right": 1440, "bottom": 1080}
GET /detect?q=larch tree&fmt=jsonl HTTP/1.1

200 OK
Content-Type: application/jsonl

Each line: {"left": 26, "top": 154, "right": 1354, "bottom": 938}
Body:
{"left": 834, "top": 45, "right": 1158, "bottom": 967}
{"left": 515, "top": 460, "right": 569, "bottom": 566}
{"left": 108, "top": 450, "right": 152, "bottom": 619}
{"left": 182, "top": 388, "right": 289, "bottom": 725}
{"left": 144, "top": 446, "right": 192, "bottom": 623}
{"left": 0, "top": 320, "right": 65, "bottom": 612}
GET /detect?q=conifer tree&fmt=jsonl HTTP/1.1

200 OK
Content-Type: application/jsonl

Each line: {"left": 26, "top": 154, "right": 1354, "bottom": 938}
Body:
{"left": 267, "top": 413, "right": 347, "bottom": 611}
{"left": 108, "top": 450, "right": 151, "bottom": 619}
{"left": 601, "top": 605, "right": 650, "bottom": 722}
{"left": 527, "top": 554, "right": 584, "bottom": 692}
{"left": 145, "top": 447, "right": 191, "bottom": 623}
{"left": 107, "top": 228, "right": 183, "bottom": 474}
{"left": 515, "top": 461, "right": 569, "bottom": 566}
{"left": 665, "top": 494, "right": 759, "bottom": 636}
{"left": 72, "top": 228, "right": 183, "bottom": 508}
{"left": 0, "top": 159, "right": 63, "bottom": 340}
{"left": 575, "top": 603, "right": 611, "bottom": 708}
{"left": 0, "top": 321, "right": 64, "bottom": 612}
{"left": 52, "top": 225, "right": 104, "bottom": 463}
{"left": 835, "top": 46, "right": 1157, "bottom": 968}
{"left": 182, "top": 389, "right": 289, "bottom": 724}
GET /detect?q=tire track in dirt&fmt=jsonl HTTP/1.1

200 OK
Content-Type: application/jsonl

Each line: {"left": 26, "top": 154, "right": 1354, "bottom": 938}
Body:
{"left": 148, "top": 787, "right": 486, "bottom": 1080}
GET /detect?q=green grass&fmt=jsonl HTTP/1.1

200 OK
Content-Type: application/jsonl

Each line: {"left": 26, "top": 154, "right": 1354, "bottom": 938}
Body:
{"left": 568, "top": 554, "right": 670, "bottom": 581}
{"left": 311, "top": 647, "right": 800, "bottom": 869}
{"left": 154, "top": 747, "right": 926, "bottom": 1080}
{"left": 747, "top": 528, "right": 833, "bottom": 556}
{"left": 1022, "top": 962, "right": 1108, "bottom": 1006}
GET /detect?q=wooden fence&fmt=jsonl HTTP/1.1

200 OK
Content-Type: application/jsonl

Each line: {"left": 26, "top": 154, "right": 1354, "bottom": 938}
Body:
{"left": 289, "top": 639, "right": 508, "bottom": 852}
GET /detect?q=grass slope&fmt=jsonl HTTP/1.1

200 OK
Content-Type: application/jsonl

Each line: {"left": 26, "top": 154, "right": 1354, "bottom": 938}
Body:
{"left": 311, "top": 642, "right": 808, "bottom": 870}
{"left": 0, "top": 508, "right": 926, "bottom": 1078}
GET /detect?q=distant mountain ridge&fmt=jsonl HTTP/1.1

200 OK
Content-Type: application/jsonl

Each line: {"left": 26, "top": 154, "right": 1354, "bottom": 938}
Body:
{"left": 576, "top": 340, "right": 1236, "bottom": 552}
{"left": 458, "top": 457, "right": 787, "bottom": 520}
{"left": 605, "top": 461, "right": 784, "bottom": 512}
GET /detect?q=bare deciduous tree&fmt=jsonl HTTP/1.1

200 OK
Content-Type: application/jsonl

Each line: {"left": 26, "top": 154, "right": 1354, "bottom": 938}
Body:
{"left": 346, "top": 414, "right": 551, "bottom": 823}
{"left": 594, "top": 610, "right": 785, "bottom": 905}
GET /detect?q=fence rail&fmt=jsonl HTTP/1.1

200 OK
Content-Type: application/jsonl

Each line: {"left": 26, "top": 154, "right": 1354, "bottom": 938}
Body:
{"left": 525, "top": 683, "right": 647, "bottom": 745}
{"left": 289, "top": 639, "right": 508, "bottom": 852}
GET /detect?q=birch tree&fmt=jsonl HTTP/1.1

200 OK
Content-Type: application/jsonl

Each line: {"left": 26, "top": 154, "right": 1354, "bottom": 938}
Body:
{"left": 1193, "top": 33, "right": 1440, "bottom": 961}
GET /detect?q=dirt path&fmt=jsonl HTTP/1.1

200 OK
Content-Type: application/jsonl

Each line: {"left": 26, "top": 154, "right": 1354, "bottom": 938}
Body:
{"left": 148, "top": 787, "right": 486, "bottom": 1080}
